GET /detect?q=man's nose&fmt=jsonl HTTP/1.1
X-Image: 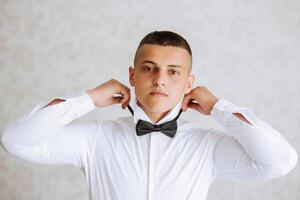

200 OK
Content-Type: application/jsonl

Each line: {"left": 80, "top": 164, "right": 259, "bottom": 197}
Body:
{"left": 152, "top": 71, "right": 166, "bottom": 86}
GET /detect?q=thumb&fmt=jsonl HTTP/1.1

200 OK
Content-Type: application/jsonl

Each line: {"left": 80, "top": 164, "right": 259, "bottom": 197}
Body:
{"left": 187, "top": 102, "right": 201, "bottom": 111}
{"left": 111, "top": 96, "right": 123, "bottom": 105}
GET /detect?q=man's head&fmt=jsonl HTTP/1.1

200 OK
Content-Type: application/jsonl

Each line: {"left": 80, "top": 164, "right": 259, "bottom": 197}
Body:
{"left": 129, "top": 30, "right": 195, "bottom": 117}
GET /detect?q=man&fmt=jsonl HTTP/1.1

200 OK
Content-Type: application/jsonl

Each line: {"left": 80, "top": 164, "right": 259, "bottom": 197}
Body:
{"left": 1, "top": 30, "right": 298, "bottom": 200}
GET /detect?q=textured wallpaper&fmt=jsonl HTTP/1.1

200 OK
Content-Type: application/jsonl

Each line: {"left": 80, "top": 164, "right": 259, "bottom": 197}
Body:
{"left": 0, "top": 0, "right": 299, "bottom": 199}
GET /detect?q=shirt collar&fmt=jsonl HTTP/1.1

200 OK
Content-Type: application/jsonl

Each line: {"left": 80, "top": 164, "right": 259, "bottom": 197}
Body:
{"left": 131, "top": 93, "right": 185, "bottom": 125}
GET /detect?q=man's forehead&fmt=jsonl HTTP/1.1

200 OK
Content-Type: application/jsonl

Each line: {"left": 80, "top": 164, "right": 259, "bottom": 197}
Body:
{"left": 136, "top": 44, "right": 191, "bottom": 68}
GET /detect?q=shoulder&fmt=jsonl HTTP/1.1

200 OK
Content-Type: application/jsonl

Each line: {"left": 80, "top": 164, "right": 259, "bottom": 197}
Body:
{"left": 203, "top": 128, "right": 233, "bottom": 147}
{"left": 177, "top": 118, "right": 230, "bottom": 142}
{"left": 94, "top": 115, "right": 134, "bottom": 134}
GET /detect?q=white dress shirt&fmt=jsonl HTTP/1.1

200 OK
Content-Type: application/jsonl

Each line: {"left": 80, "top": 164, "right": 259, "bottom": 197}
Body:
{"left": 1, "top": 91, "right": 298, "bottom": 200}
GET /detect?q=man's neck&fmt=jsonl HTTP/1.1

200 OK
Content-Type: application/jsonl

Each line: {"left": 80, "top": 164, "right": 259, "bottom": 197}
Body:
{"left": 137, "top": 100, "right": 172, "bottom": 124}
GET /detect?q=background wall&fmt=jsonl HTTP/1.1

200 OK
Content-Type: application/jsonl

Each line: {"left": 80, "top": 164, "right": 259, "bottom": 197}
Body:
{"left": 0, "top": 0, "right": 299, "bottom": 199}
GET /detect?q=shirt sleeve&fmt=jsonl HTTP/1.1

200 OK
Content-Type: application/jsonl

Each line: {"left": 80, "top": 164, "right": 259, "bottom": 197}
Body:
{"left": 210, "top": 98, "right": 298, "bottom": 181}
{"left": 0, "top": 91, "right": 99, "bottom": 170}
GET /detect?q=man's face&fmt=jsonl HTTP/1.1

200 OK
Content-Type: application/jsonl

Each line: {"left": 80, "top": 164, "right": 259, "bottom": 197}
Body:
{"left": 129, "top": 44, "right": 195, "bottom": 113}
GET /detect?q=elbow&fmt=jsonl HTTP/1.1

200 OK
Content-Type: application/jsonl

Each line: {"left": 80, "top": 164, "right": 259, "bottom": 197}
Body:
{"left": 1, "top": 128, "right": 13, "bottom": 154}
{"left": 280, "top": 147, "right": 298, "bottom": 176}
{"left": 267, "top": 147, "right": 298, "bottom": 178}
{"left": 1, "top": 130, "right": 11, "bottom": 154}
{"left": 1, "top": 125, "right": 20, "bottom": 155}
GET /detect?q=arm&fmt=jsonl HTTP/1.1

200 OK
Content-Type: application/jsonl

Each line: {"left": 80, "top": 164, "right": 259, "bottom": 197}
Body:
{"left": 210, "top": 98, "right": 298, "bottom": 180}
{"left": 0, "top": 92, "right": 98, "bottom": 169}
{"left": 1, "top": 79, "right": 131, "bottom": 169}
{"left": 42, "top": 98, "right": 66, "bottom": 108}
{"left": 232, "top": 113, "right": 252, "bottom": 125}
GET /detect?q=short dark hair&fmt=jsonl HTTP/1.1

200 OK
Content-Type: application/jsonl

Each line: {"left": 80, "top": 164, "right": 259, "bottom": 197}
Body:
{"left": 133, "top": 30, "right": 192, "bottom": 72}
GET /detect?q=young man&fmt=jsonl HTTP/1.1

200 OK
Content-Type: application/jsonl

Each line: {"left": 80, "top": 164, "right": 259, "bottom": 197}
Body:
{"left": 1, "top": 31, "right": 298, "bottom": 200}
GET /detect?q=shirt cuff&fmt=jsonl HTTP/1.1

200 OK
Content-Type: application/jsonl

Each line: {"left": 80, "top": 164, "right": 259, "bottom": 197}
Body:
{"left": 210, "top": 98, "right": 259, "bottom": 130}
{"left": 210, "top": 98, "right": 282, "bottom": 144}
{"left": 23, "top": 91, "right": 95, "bottom": 123}
{"left": 69, "top": 91, "right": 96, "bottom": 118}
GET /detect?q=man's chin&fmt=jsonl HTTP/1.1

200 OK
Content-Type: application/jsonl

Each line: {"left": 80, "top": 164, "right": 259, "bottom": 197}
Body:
{"left": 144, "top": 101, "right": 174, "bottom": 113}
{"left": 147, "top": 106, "right": 171, "bottom": 113}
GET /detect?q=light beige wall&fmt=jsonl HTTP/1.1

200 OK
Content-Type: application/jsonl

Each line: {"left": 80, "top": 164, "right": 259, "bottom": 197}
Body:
{"left": 1, "top": 0, "right": 299, "bottom": 199}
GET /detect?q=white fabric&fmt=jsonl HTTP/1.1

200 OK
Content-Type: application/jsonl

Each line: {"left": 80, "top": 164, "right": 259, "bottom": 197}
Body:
{"left": 1, "top": 91, "right": 298, "bottom": 200}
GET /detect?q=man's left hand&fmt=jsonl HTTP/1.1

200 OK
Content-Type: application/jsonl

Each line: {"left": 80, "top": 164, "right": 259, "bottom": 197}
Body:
{"left": 181, "top": 86, "right": 219, "bottom": 115}
{"left": 181, "top": 86, "right": 253, "bottom": 125}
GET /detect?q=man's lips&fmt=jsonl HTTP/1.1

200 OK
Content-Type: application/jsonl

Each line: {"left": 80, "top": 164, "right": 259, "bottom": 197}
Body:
{"left": 150, "top": 91, "right": 168, "bottom": 97}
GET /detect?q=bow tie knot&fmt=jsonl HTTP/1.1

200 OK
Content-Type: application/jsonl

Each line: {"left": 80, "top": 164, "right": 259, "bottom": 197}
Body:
{"left": 152, "top": 125, "right": 161, "bottom": 131}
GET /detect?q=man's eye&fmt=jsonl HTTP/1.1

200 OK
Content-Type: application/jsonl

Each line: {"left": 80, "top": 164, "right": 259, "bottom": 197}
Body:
{"left": 143, "top": 66, "right": 152, "bottom": 71}
{"left": 170, "top": 70, "right": 180, "bottom": 75}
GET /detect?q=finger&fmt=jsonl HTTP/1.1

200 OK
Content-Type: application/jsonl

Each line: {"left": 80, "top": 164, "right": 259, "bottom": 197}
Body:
{"left": 120, "top": 89, "right": 131, "bottom": 109}
{"left": 112, "top": 95, "right": 127, "bottom": 110}
{"left": 188, "top": 102, "right": 209, "bottom": 115}
{"left": 113, "top": 94, "right": 127, "bottom": 109}
{"left": 187, "top": 102, "right": 201, "bottom": 111}
{"left": 182, "top": 93, "right": 192, "bottom": 111}
{"left": 116, "top": 84, "right": 131, "bottom": 109}
{"left": 111, "top": 96, "right": 123, "bottom": 105}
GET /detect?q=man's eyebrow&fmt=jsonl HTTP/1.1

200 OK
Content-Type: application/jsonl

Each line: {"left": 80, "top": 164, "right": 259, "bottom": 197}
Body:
{"left": 140, "top": 60, "right": 182, "bottom": 69}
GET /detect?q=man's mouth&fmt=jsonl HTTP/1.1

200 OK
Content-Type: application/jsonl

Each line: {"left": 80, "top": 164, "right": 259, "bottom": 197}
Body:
{"left": 150, "top": 91, "right": 168, "bottom": 97}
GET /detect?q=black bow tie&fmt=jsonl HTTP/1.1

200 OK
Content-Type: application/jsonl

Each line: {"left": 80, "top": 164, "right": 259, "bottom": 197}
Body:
{"left": 127, "top": 104, "right": 183, "bottom": 138}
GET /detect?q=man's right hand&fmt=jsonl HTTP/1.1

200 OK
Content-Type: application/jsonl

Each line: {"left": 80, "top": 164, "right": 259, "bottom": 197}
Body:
{"left": 86, "top": 79, "right": 131, "bottom": 110}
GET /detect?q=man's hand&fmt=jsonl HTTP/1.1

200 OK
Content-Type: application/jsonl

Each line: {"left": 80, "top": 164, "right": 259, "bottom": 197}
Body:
{"left": 86, "top": 79, "right": 131, "bottom": 109}
{"left": 181, "top": 86, "right": 219, "bottom": 115}
{"left": 181, "top": 86, "right": 252, "bottom": 125}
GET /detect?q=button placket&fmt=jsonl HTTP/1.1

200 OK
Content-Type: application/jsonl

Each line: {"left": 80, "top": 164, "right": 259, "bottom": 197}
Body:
{"left": 148, "top": 132, "right": 158, "bottom": 200}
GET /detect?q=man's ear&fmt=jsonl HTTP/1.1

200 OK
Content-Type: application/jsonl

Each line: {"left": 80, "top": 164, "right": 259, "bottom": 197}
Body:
{"left": 184, "top": 74, "right": 195, "bottom": 94}
{"left": 129, "top": 66, "right": 135, "bottom": 87}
